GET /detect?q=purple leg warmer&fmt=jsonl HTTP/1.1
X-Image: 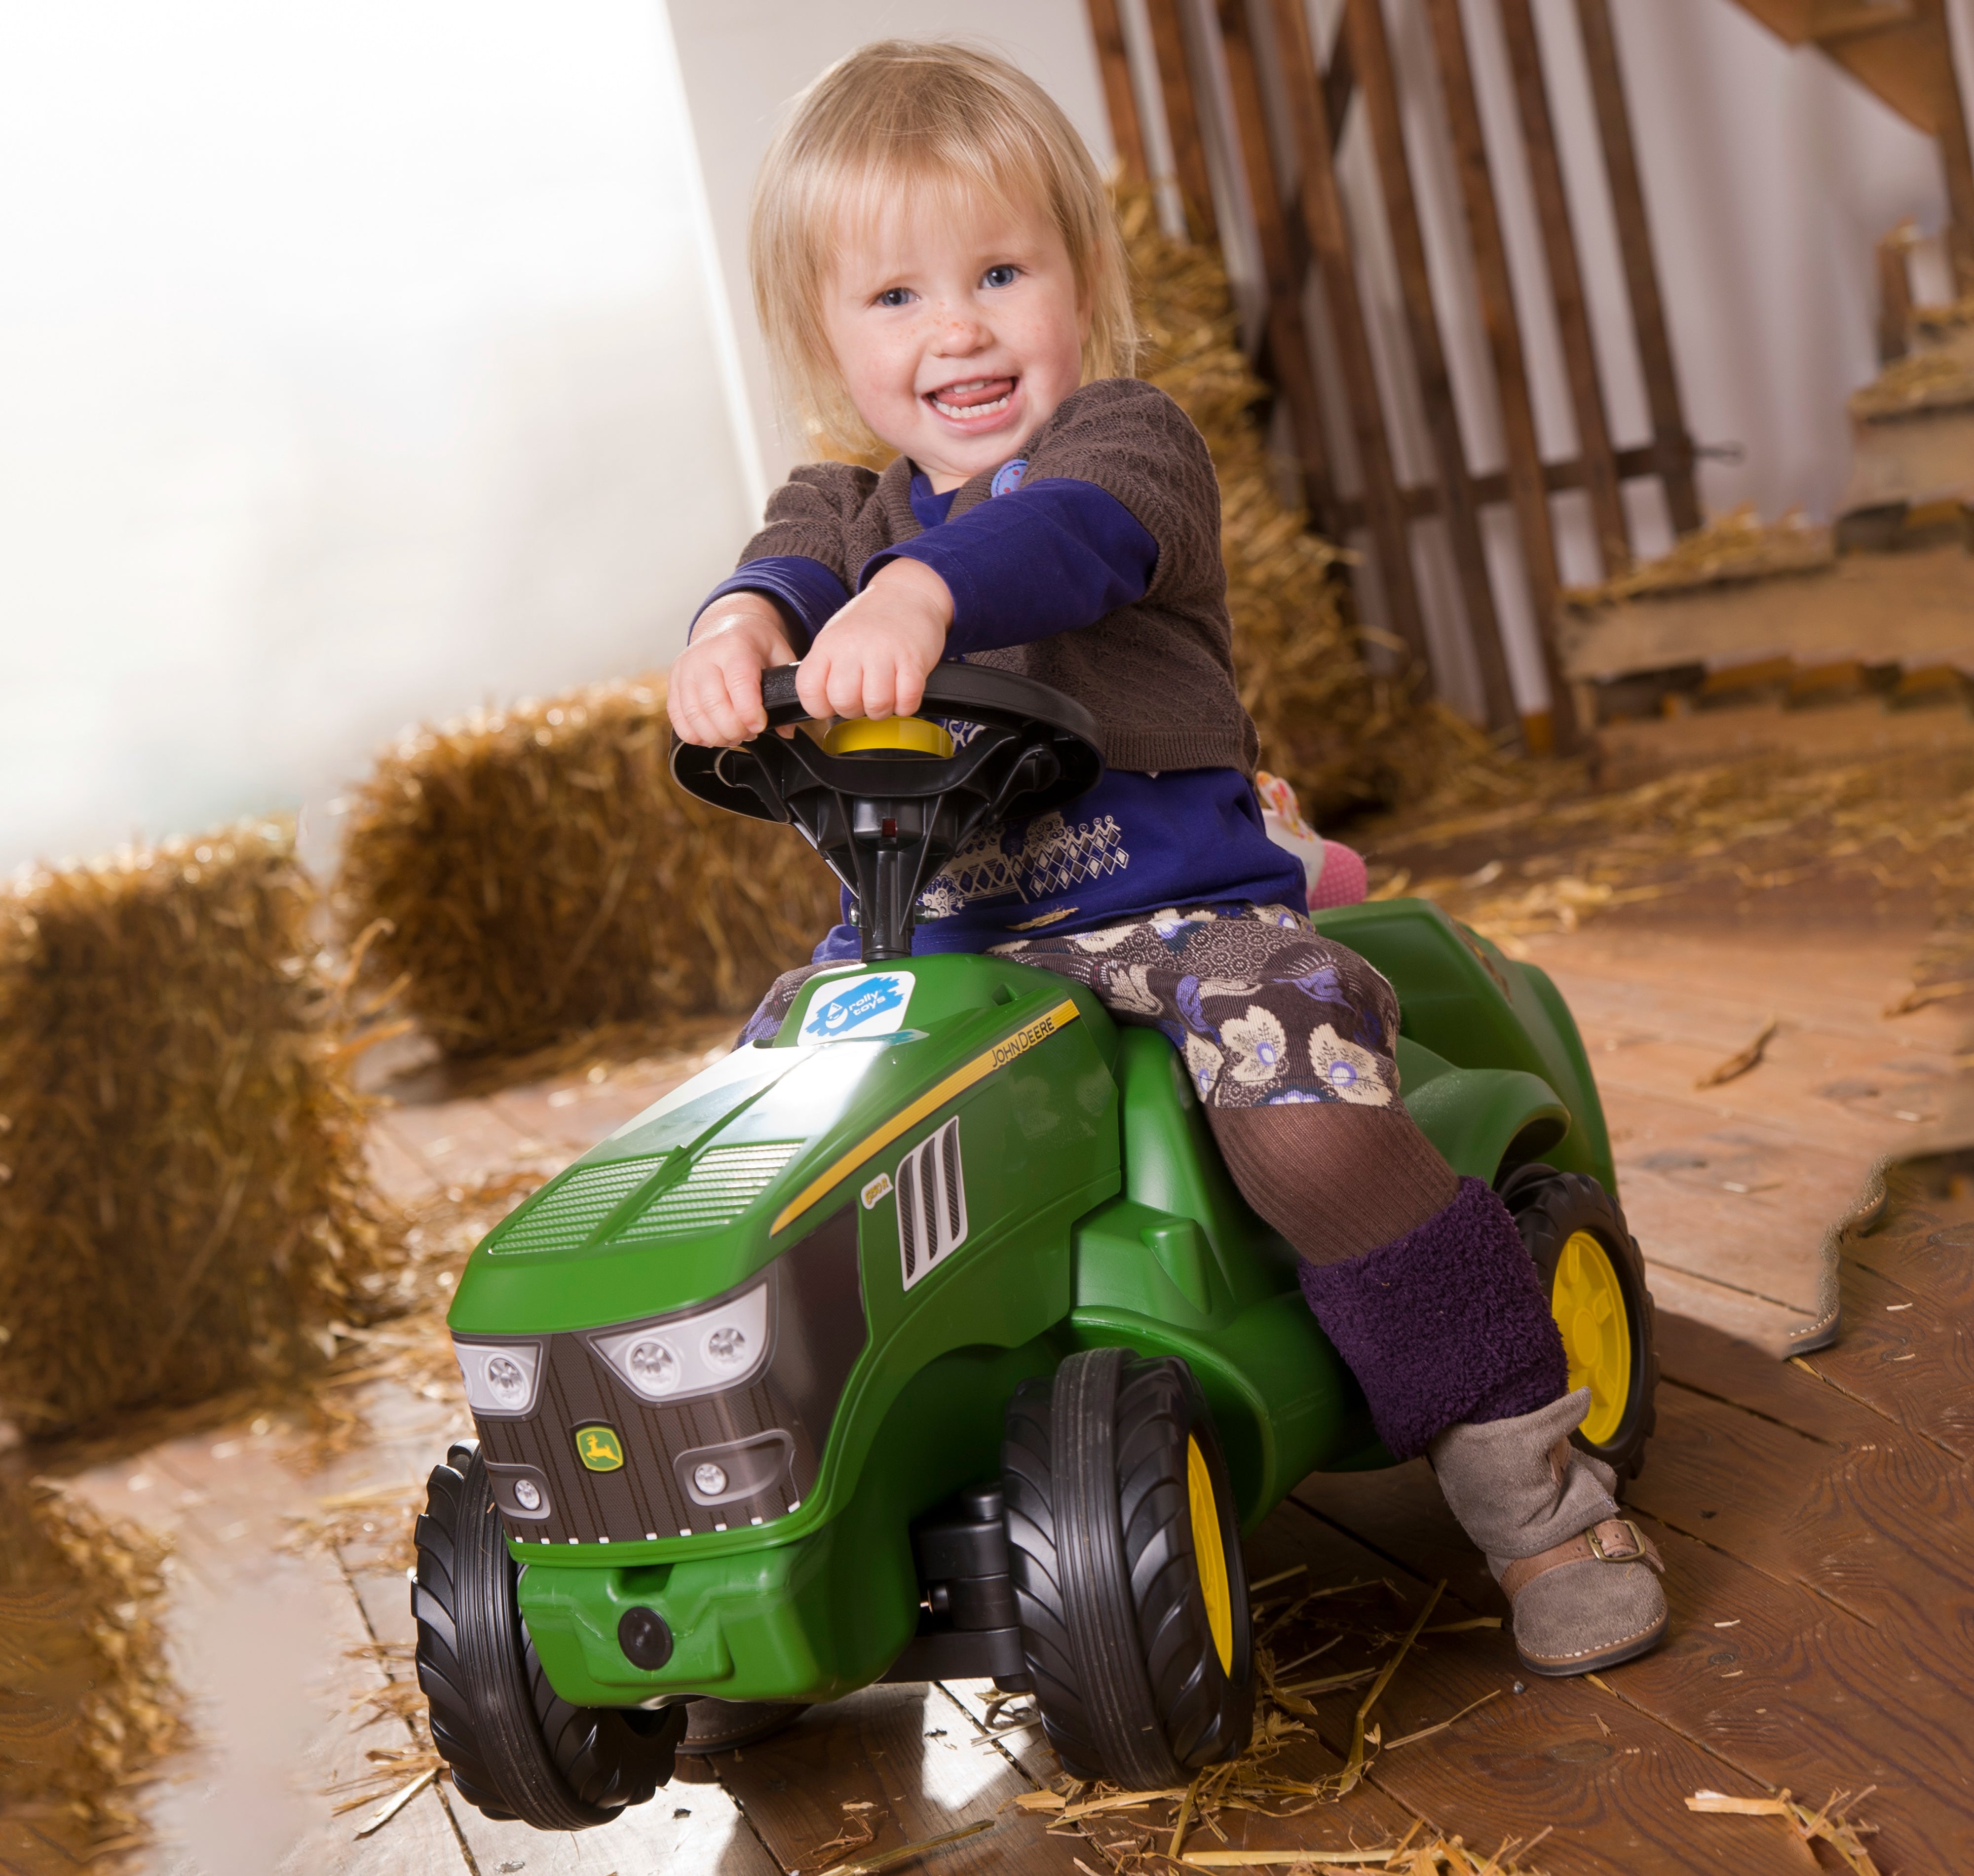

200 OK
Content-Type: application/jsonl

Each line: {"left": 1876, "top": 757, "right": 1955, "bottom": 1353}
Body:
{"left": 1299, "top": 1176, "right": 1567, "bottom": 1461}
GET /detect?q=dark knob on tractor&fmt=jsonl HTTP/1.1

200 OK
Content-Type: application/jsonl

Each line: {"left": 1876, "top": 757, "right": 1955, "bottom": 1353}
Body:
{"left": 617, "top": 1605, "right": 675, "bottom": 1671}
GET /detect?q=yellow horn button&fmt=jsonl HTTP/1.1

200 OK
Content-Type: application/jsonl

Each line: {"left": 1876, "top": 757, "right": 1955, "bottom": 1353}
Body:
{"left": 821, "top": 716, "right": 955, "bottom": 759}
{"left": 1551, "top": 1230, "right": 1632, "bottom": 1447}
{"left": 1187, "top": 1435, "right": 1234, "bottom": 1675}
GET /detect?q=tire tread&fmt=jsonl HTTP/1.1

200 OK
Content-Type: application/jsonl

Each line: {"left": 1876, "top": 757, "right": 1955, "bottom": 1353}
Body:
{"left": 1001, "top": 1353, "right": 1253, "bottom": 1785}
{"left": 411, "top": 1442, "right": 681, "bottom": 1828}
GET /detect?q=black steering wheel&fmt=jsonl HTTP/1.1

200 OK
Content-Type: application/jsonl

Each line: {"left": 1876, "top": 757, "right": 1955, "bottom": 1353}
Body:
{"left": 670, "top": 663, "right": 1103, "bottom": 962}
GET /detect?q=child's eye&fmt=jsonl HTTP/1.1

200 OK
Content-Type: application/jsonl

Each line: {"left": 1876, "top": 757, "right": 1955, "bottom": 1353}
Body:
{"left": 982, "top": 264, "right": 1021, "bottom": 289}
{"left": 875, "top": 287, "right": 915, "bottom": 308}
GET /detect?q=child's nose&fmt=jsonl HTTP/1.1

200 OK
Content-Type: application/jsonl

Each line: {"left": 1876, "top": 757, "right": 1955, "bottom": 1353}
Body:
{"left": 929, "top": 304, "right": 990, "bottom": 352}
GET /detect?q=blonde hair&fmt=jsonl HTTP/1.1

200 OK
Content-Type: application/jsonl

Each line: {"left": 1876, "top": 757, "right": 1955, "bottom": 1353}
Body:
{"left": 750, "top": 39, "right": 1138, "bottom": 460}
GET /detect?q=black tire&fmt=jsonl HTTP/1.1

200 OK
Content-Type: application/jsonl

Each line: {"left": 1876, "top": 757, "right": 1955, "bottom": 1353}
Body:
{"left": 412, "top": 1442, "right": 684, "bottom": 1828}
{"left": 1001, "top": 1348, "right": 1253, "bottom": 1786}
{"left": 1498, "top": 1165, "right": 1658, "bottom": 1482}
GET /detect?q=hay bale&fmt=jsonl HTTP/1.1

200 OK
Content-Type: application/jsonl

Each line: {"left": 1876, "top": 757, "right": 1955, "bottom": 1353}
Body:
{"left": 0, "top": 820, "right": 388, "bottom": 1436}
{"left": 0, "top": 1473, "right": 178, "bottom": 1848}
{"left": 1118, "top": 192, "right": 1452, "bottom": 820}
{"left": 334, "top": 678, "right": 841, "bottom": 1059}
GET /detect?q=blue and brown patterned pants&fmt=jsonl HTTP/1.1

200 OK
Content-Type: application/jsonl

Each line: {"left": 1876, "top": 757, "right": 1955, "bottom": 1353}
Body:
{"left": 743, "top": 904, "right": 1460, "bottom": 1262}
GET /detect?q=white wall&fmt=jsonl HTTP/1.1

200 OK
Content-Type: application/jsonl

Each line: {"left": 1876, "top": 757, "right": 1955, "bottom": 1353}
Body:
{"left": 0, "top": 1, "right": 757, "bottom": 874}
{"left": 1609, "top": 0, "right": 1964, "bottom": 522}
{"left": 664, "top": 1, "right": 1116, "bottom": 488}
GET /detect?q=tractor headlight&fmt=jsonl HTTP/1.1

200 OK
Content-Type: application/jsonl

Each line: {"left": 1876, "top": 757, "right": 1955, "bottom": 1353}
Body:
{"left": 704, "top": 1324, "right": 747, "bottom": 1370}
{"left": 590, "top": 1279, "right": 771, "bottom": 1403}
{"left": 626, "top": 1338, "right": 681, "bottom": 1394}
{"left": 454, "top": 1339, "right": 544, "bottom": 1417}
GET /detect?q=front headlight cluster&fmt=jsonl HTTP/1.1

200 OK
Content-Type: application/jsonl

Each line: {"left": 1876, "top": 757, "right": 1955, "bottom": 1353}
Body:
{"left": 589, "top": 1279, "right": 771, "bottom": 1404}
{"left": 454, "top": 1339, "right": 545, "bottom": 1417}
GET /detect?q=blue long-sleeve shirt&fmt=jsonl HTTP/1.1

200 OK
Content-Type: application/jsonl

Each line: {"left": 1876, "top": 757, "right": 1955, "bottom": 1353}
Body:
{"left": 693, "top": 465, "right": 1303, "bottom": 953}
{"left": 695, "top": 474, "right": 1159, "bottom": 656}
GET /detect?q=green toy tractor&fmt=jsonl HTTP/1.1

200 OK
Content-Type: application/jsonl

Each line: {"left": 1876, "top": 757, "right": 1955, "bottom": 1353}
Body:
{"left": 412, "top": 665, "right": 1656, "bottom": 1827}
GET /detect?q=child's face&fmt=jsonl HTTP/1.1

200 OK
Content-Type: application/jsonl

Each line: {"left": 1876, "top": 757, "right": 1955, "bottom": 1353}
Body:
{"left": 822, "top": 188, "right": 1089, "bottom": 491}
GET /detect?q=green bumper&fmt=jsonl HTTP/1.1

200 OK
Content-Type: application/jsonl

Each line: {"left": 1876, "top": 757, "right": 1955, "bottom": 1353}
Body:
{"left": 518, "top": 1520, "right": 908, "bottom": 1709}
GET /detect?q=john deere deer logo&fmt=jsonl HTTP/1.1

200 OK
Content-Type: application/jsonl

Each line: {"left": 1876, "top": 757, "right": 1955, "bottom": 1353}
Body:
{"left": 574, "top": 1424, "right": 624, "bottom": 1472}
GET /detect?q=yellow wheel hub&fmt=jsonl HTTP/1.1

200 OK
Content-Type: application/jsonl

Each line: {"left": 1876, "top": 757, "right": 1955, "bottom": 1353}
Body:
{"left": 1186, "top": 1435, "right": 1234, "bottom": 1675}
{"left": 1551, "top": 1230, "right": 1631, "bottom": 1447}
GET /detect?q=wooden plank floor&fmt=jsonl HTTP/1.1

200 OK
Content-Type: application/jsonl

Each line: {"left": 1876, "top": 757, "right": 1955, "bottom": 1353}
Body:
{"left": 34, "top": 913, "right": 1971, "bottom": 1875}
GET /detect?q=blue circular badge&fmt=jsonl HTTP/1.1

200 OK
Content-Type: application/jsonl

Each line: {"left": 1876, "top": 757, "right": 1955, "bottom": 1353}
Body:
{"left": 989, "top": 458, "right": 1028, "bottom": 498}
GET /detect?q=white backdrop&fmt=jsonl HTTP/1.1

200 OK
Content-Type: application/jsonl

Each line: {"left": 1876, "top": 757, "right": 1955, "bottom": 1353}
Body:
{"left": 0, "top": 0, "right": 1967, "bottom": 874}
{"left": 0, "top": 1, "right": 757, "bottom": 874}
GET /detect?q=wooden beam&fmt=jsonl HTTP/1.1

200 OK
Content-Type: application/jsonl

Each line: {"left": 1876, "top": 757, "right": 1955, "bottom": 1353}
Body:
{"left": 1574, "top": 0, "right": 1702, "bottom": 535}
{"left": 1257, "top": 0, "right": 1432, "bottom": 678}
{"left": 1199, "top": 0, "right": 1340, "bottom": 532}
{"left": 1337, "top": 442, "right": 1696, "bottom": 531}
{"left": 1084, "top": 0, "right": 1149, "bottom": 186}
{"left": 1323, "top": 19, "right": 1358, "bottom": 147}
{"left": 1877, "top": 220, "right": 1915, "bottom": 364}
{"left": 1497, "top": 0, "right": 1631, "bottom": 575}
{"left": 1423, "top": 0, "right": 1580, "bottom": 752}
{"left": 1807, "top": 3, "right": 1951, "bottom": 136}
{"left": 1143, "top": 0, "right": 1219, "bottom": 241}
{"left": 1343, "top": 0, "right": 1518, "bottom": 732}
{"left": 1915, "top": 0, "right": 1974, "bottom": 292}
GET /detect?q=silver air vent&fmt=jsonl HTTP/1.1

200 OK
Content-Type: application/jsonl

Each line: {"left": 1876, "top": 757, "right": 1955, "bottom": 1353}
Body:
{"left": 896, "top": 1117, "right": 967, "bottom": 1292}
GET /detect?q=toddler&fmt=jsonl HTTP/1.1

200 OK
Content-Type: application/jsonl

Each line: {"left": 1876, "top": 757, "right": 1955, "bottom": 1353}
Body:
{"left": 668, "top": 39, "right": 1664, "bottom": 1682}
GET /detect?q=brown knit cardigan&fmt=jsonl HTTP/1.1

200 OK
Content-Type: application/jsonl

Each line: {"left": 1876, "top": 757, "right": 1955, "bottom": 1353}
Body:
{"left": 734, "top": 377, "right": 1257, "bottom": 776}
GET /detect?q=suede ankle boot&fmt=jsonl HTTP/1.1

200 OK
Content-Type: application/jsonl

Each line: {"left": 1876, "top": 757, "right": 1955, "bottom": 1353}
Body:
{"left": 1428, "top": 1387, "right": 1667, "bottom": 1677}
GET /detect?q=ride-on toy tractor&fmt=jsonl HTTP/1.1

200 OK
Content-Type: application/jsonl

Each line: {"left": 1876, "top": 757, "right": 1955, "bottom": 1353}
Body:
{"left": 412, "top": 666, "right": 1656, "bottom": 1828}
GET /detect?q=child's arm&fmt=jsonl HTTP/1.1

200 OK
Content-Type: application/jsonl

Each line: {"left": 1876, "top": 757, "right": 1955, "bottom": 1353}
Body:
{"left": 866, "top": 479, "right": 1158, "bottom": 656}
{"left": 672, "top": 558, "right": 957, "bottom": 740}
{"left": 847, "top": 381, "right": 1193, "bottom": 660}
{"left": 791, "top": 557, "right": 950, "bottom": 723}
{"left": 668, "top": 592, "right": 801, "bottom": 746}
{"left": 670, "top": 465, "right": 872, "bottom": 745}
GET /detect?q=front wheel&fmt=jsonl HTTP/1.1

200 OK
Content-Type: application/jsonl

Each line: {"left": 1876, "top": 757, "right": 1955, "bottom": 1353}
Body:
{"left": 1498, "top": 1166, "right": 1658, "bottom": 1481}
{"left": 1001, "top": 1349, "right": 1253, "bottom": 1787}
{"left": 412, "top": 1442, "right": 684, "bottom": 1829}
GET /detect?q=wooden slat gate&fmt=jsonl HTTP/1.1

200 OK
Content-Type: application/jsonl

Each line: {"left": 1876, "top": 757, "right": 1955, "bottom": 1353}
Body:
{"left": 1085, "top": 0, "right": 1709, "bottom": 754}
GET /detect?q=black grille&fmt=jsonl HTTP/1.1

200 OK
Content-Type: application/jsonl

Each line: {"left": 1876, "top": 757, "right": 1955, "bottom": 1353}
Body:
{"left": 473, "top": 1207, "right": 865, "bottom": 1545}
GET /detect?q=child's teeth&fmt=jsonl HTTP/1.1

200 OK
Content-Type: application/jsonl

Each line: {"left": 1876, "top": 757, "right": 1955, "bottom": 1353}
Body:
{"left": 932, "top": 390, "right": 1010, "bottom": 417}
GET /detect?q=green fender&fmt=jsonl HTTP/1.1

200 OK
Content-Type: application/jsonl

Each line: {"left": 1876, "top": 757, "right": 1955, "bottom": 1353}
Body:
{"left": 1397, "top": 1034, "right": 1571, "bottom": 1182}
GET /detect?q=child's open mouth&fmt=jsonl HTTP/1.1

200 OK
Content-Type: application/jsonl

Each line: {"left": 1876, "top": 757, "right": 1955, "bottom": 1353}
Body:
{"left": 926, "top": 376, "right": 1017, "bottom": 421}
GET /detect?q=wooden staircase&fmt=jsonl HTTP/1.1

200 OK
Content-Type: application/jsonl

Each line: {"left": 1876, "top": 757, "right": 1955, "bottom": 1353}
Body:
{"left": 1726, "top": 0, "right": 1974, "bottom": 282}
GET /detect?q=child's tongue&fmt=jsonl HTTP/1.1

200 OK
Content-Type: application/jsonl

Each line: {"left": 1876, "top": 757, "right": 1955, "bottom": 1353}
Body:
{"left": 931, "top": 377, "right": 1014, "bottom": 410}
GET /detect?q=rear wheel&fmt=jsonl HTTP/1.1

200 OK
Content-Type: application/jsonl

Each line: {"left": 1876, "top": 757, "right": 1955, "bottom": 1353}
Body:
{"left": 1498, "top": 1166, "right": 1658, "bottom": 1481}
{"left": 412, "top": 1442, "right": 684, "bottom": 1828}
{"left": 1001, "top": 1348, "right": 1253, "bottom": 1786}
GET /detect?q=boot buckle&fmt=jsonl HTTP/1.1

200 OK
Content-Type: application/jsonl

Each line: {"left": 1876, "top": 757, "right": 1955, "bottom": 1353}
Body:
{"left": 1586, "top": 1518, "right": 1646, "bottom": 1563}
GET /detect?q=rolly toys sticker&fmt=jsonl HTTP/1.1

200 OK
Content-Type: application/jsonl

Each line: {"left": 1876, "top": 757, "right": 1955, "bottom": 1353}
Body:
{"left": 800, "top": 972, "right": 914, "bottom": 1045}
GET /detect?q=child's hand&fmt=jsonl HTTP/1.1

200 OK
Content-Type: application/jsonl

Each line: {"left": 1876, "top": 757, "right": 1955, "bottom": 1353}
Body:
{"left": 668, "top": 595, "right": 798, "bottom": 745}
{"left": 796, "top": 558, "right": 953, "bottom": 723}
